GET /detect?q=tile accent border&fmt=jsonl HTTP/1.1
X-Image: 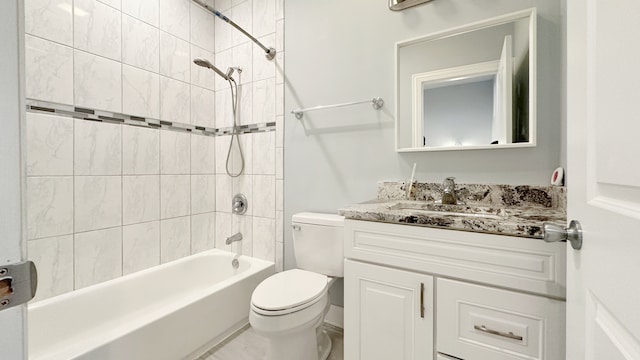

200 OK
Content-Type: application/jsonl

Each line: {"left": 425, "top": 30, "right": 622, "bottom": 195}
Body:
{"left": 26, "top": 99, "right": 276, "bottom": 137}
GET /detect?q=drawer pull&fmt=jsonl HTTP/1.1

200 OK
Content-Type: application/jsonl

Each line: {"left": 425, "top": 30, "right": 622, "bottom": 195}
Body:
{"left": 473, "top": 325, "right": 523, "bottom": 341}
{"left": 420, "top": 282, "right": 425, "bottom": 318}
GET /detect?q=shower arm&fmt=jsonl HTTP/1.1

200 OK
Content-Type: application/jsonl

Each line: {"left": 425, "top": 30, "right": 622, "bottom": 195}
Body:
{"left": 191, "top": 0, "right": 276, "bottom": 60}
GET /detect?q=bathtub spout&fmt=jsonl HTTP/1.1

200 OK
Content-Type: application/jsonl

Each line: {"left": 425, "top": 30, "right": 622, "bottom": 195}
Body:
{"left": 226, "top": 232, "right": 243, "bottom": 245}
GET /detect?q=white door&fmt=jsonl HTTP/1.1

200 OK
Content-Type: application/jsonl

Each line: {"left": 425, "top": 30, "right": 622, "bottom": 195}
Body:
{"left": 344, "top": 259, "right": 434, "bottom": 360}
{"left": 491, "top": 35, "right": 513, "bottom": 145}
{"left": 0, "top": 0, "right": 27, "bottom": 359}
{"left": 566, "top": 0, "right": 640, "bottom": 359}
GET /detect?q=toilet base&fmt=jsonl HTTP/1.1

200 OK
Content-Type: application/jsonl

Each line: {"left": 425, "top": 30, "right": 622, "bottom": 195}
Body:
{"left": 264, "top": 321, "right": 332, "bottom": 360}
{"left": 317, "top": 327, "right": 332, "bottom": 360}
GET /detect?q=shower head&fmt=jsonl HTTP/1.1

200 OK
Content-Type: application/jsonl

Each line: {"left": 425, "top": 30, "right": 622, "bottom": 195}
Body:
{"left": 193, "top": 58, "right": 230, "bottom": 81}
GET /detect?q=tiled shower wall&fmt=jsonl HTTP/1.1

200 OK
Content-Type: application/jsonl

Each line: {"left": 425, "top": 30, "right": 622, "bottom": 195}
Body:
{"left": 24, "top": 0, "right": 284, "bottom": 302}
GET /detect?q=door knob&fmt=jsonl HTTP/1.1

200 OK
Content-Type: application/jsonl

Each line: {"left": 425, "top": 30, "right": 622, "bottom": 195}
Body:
{"left": 543, "top": 220, "right": 583, "bottom": 250}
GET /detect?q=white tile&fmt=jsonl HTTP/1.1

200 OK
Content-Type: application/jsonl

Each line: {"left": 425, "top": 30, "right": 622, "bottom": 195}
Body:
{"left": 123, "top": 221, "right": 160, "bottom": 274}
{"left": 74, "top": 176, "right": 122, "bottom": 232}
{"left": 214, "top": 48, "right": 232, "bottom": 91}
{"left": 159, "top": 0, "right": 190, "bottom": 41}
{"left": 253, "top": 175, "right": 275, "bottom": 218}
{"left": 25, "top": 35, "right": 73, "bottom": 105}
{"left": 276, "top": 210, "right": 283, "bottom": 243}
{"left": 191, "top": 175, "right": 216, "bottom": 214}
{"left": 122, "top": 15, "right": 160, "bottom": 72}
{"left": 123, "top": 126, "right": 160, "bottom": 175}
{"left": 215, "top": 135, "right": 231, "bottom": 174}
{"left": 27, "top": 177, "right": 73, "bottom": 240}
{"left": 160, "top": 130, "right": 191, "bottom": 174}
{"left": 74, "top": 119, "right": 122, "bottom": 176}
{"left": 74, "top": 227, "right": 122, "bottom": 289}
{"left": 231, "top": 0, "right": 252, "bottom": 47}
{"left": 122, "top": 0, "right": 159, "bottom": 27}
{"left": 97, "top": 0, "right": 120, "bottom": 9}
{"left": 26, "top": 112, "right": 73, "bottom": 176}
{"left": 252, "top": 33, "right": 276, "bottom": 82}
{"left": 232, "top": 133, "right": 253, "bottom": 175}
{"left": 252, "top": 0, "right": 275, "bottom": 37}
{"left": 160, "top": 31, "right": 190, "bottom": 82}
{"left": 190, "top": 3, "right": 215, "bottom": 53}
{"left": 28, "top": 235, "right": 74, "bottom": 302}
{"left": 276, "top": 0, "right": 283, "bottom": 20}
{"left": 214, "top": 89, "right": 232, "bottom": 128}
{"left": 214, "top": 212, "right": 232, "bottom": 251}
{"left": 74, "top": 0, "right": 122, "bottom": 61}
{"left": 123, "top": 65, "right": 160, "bottom": 119}
{"left": 276, "top": 19, "right": 284, "bottom": 52}
{"left": 252, "top": 78, "right": 276, "bottom": 124}
{"left": 276, "top": 82, "right": 284, "bottom": 116}
{"left": 190, "top": 85, "right": 216, "bottom": 128}
{"left": 25, "top": 0, "right": 73, "bottom": 45}
{"left": 253, "top": 216, "right": 275, "bottom": 262}
{"left": 160, "top": 77, "right": 191, "bottom": 123}
{"left": 123, "top": 175, "right": 160, "bottom": 225}
{"left": 191, "top": 212, "right": 216, "bottom": 254}
{"left": 276, "top": 179, "right": 283, "bottom": 211}
{"left": 191, "top": 134, "right": 216, "bottom": 174}
{"left": 233, "top": 214, "right": 252, "bottom": 255}
{"left": 275, "top": 115, "right": 284, "bottom": 148}
{"left": 160, "top": 175, "right": 191, "bottom": 218}
{"left": 252, "top": 131, "right": 275, "bottom": 175}
{"left": 275, "top": 50, "right": 284, "bottom": 85}
{"left": 232, "top": 175, "right": 253, "bottom": 216}
{"left": 215, "top": 175, "right": 233, "bottom": 212}
{"left": 160, "top": 216, "right": 190, "bottom": 263}
{"left": 215, "top": 0, "right": 231, "bottom": 11}
{"left": 232, "top": 42, "right": 253, "bottom": 85}
{"left": 275, "top": 147, "right": 283, "bottom": 179}
{"left": 214, "top": 13, "right": 233, "bottom": 53}
{"left": 275, "top": 241, "right": 283, "bottom": 272}
{"left": 237, "top": 82, "right": 254, "bottom": 125}
{"left": 74, "top": 50, "right": 122, "bottom": 112}
{"left": 191, "top": 45, "right": 216, "bottom": 90}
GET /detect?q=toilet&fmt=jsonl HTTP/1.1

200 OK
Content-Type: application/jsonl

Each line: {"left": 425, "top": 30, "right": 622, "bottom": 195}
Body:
{"left": 249, "top": 212, "right": 344, "bottom": 360}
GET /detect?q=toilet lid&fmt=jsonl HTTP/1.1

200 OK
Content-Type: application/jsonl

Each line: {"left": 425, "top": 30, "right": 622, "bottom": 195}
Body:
{"left": 252, "top": 269, "right": 328, "bottom": 311}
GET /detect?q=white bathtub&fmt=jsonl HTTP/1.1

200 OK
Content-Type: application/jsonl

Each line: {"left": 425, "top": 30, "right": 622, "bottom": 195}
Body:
{"left": 28, "top": 249, "right": 274, "bottom": 360}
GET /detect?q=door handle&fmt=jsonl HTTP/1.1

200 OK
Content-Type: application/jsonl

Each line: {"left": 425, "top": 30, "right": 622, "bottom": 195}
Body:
{"left": 543, "top": 220, "right": 583, "bottom": 250}
{"left": 0, "top": 261, "right": 38, "bottom": 311}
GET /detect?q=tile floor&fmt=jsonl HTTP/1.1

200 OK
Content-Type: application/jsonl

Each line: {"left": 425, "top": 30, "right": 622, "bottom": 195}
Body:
{"left": 197, "top": 323, "right": 344, "bottom": 360}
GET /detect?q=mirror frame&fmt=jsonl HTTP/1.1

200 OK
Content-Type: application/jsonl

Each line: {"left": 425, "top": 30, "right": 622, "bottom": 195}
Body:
{"left": 394, "top": 8, "right": 537, "bottom": 152}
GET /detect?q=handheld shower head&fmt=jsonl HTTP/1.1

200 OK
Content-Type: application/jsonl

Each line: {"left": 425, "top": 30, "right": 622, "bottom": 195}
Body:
{"left": 193, "top": 58, "right": 230, "bottom": 81}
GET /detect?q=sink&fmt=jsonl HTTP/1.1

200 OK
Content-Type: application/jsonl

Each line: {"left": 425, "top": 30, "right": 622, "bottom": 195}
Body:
{"left": 386, "top": 201, "right": 508, "bottom": 220}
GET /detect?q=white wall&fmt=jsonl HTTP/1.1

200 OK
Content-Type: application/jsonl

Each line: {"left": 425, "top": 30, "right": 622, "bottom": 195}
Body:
{"left": 24, "top": 0, "right": 284, "bottom": 302}
{"left": 284, "top": 0, "right": 563, "bottom": 305}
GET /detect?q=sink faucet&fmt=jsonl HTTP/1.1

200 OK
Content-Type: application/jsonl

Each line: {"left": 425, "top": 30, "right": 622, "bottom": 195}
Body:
{"left": 226, "top": 232, "right": 243, "bottom": 245}
{"left": 441, "top": 177, "right": 457, "bottom": 205}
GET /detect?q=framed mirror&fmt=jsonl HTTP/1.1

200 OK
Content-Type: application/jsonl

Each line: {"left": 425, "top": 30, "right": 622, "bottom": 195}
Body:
{"left": 395, "top": 8, "right": 536, "bottom": 152}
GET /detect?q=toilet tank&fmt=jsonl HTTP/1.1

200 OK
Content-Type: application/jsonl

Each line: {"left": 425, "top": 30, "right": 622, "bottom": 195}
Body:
{"left": 292, "top": 212, "right": 345, "bottom": 277}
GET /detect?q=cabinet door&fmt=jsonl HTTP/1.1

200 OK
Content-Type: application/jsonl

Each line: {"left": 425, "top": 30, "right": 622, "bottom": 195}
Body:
{"left": 344, "top": 259, "right": 434, "bottom": 360}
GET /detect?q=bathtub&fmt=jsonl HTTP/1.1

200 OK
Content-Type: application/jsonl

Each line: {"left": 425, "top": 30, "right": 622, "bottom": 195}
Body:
{"left": 28, "top": 249, "right": 274, "bottom": 360}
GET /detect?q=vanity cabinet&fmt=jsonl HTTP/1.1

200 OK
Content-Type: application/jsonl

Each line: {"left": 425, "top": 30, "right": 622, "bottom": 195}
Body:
{"left": 344, "top": 220, "right": 566, "bottom": 360}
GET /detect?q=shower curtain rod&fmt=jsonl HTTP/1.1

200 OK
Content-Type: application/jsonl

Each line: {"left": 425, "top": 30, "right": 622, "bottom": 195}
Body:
{"left": 192, "top": 0, "right": 276, "bottom": 60}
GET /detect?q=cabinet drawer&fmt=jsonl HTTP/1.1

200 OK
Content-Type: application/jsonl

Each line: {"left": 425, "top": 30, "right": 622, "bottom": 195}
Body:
{"left": 344, "top": 220, "right": 566, "bottom": 298}
{"left": 436, "top": 278, "right": 565, "bottom": 360}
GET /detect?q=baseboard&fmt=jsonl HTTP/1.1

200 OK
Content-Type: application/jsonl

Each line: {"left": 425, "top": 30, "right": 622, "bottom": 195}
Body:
{"left": 325, "top": 305, "right": 344, "bottom": 329}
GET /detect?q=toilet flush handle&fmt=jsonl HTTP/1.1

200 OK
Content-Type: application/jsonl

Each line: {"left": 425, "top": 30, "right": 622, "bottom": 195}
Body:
{"left": 292, "top": 224, "right": 301, "bottom": 231}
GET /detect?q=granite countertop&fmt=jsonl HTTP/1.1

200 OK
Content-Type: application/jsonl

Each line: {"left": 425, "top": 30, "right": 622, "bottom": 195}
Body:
{"left": 338, "top": 181, "right": 567, "bottom": 239}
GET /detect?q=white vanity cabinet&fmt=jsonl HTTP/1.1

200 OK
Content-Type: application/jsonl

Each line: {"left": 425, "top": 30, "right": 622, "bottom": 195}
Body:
{"left": 343, "top": 220, "right": 566, "bottom": 360}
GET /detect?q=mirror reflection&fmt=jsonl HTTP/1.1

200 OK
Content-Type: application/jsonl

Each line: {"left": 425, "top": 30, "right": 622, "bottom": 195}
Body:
{"left": 396, "top": 9, "right": 536, "bottom": 151}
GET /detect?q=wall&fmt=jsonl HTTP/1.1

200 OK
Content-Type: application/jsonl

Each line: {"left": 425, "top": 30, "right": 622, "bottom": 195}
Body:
{"left": 284, "top": 0, "right": 563, "bottom": 305}
{"left": 24, "top": 0, "right": 284, "bottom": 302}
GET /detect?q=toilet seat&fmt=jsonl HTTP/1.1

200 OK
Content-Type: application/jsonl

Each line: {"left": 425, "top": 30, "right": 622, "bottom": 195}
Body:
{"left": 251, "top": 269, "right": 328, "bottom": 316}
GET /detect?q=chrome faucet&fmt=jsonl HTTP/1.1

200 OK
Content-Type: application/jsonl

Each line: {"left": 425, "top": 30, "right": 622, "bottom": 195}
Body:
{"left": 226, "top": 232, "right": 243, "bottom": 245}
{"left": 441, "top": 177, "right": 457, "bottom": 205}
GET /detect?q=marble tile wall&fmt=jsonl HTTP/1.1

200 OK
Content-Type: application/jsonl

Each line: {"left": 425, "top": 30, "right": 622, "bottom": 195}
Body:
{"left": 24, "top": 0, "right": 284, "bottom": 302}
